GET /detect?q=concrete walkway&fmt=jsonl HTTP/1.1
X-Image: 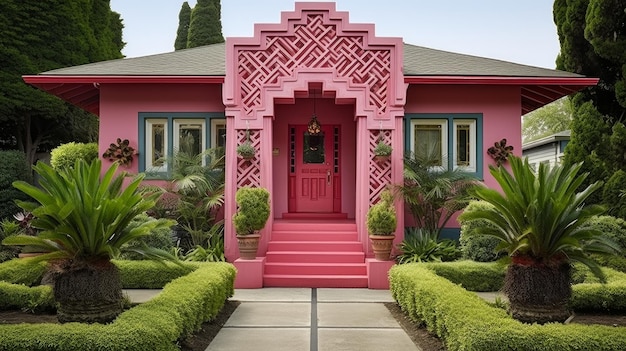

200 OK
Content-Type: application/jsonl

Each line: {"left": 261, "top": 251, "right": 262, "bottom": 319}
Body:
{"left": 207, "top": 288, "right": 418, "bottom": 351}
{"left": 123, "top": 288, "right": 418, "bottom": 351}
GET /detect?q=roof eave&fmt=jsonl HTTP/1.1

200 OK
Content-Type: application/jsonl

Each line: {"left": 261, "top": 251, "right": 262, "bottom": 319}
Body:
{"left": 404, "top": 76, "right": 598, "bottom": 115}
{"left": 22, "top": 75, "right": 225, "bottom": 115}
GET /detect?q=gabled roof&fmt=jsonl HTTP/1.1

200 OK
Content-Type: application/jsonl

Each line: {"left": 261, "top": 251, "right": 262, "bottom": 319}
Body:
{"left": 23, "top": 42, "right": 596, "bottom": 115}
{"left": 522, "top": 130, "right": 571, "bottom": 150}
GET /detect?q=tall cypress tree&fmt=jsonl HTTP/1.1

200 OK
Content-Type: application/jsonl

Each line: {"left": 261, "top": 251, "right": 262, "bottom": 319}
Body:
{"left": 187, "top": 0, "right": 224, "bottom": 49}
{"left": 175, "top": 2, "right": 192, "bottom": 50}
{"left": 0, "top": 0, "right": 124, "bottom": 166}
{"left": 555, "top": 0, "right": 626, "bottom": 210}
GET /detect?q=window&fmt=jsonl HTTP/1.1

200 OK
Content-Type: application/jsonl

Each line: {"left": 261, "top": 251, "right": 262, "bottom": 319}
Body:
{"left": 406, "top": 114, "right": 482, "bottom": 177}
{"left": 139, "top": 113, "right": 225, "bottom": 177}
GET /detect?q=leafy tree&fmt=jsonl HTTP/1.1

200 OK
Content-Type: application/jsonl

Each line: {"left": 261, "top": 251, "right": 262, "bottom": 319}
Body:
{"left": 554, "top": 0, "right": 626, "bottom": 214}
{"left": 461, "top": 156, "right": 621, "bottom": 324}
{"left": 175, "top": 2, "right": 192, "bottom": 50}
{"left": 187, "top": 0, "right": 224, "bottom": 48}
{"left": 3, "top": 160, "right": 178, "bottom": 323}
{"left": 522, "top": 97, "right": 573, "bottom": 143}
{"left": 0, "top": 0, "right": 123, "bottom": 167}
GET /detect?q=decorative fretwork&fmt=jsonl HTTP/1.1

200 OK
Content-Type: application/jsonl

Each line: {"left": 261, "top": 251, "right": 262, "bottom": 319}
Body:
{"left": 237, "top": 14, "right": 392, "bottom": 117}
{"left": 236, "top": 130, "right": 261, "bottom": 188}
{"left": 369, "top": 130, "right": 392, "bottom": 205}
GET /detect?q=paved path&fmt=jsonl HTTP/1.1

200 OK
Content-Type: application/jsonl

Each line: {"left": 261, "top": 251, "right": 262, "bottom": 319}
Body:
{"left": 206, "top": 288, "right": 418, "bottom": 351}
{"left": 123, "top": 288, "right": 419, "bottom": 351}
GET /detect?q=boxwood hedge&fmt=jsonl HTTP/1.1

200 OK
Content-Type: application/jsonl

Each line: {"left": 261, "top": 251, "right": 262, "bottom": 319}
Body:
{"left": 390, "top": 262, "right": 626, "bottom": 351}
{"left": 0, "top": 260, "right": 236, "bottom": 351}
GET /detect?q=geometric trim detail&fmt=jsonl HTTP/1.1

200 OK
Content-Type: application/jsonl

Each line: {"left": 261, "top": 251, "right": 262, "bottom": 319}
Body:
{"left": 369, "top": 129, "right": 392, "bottom": 205}
{"left": 236, "top": 129, "right": 261, "bottom": 188}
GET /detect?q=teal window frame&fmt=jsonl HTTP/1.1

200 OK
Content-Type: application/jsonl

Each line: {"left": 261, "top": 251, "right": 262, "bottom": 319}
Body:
{"left": 138, "top": 112, "right": 225, "bottom": 178}
{"left": 404, "top": 113, "right": 483, "bottom": 179}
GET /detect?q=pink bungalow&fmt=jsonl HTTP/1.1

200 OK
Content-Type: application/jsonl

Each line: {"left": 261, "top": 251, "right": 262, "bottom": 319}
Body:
{"left": 24, "top": 2, "right": 596, "bottom": 289}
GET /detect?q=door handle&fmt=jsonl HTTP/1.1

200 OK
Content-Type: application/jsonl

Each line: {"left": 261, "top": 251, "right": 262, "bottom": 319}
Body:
{"left": 327, "top": 170, "right": 331, "bottom": 185}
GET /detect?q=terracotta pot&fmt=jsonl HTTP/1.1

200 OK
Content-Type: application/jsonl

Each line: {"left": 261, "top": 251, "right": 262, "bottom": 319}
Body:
{"left": 374, "top": 155, "right": 390, "bottom": 166}
{"left": 369, "top": 235, "right": 395, "bottom": 261}
{"left": 236, "top": 233, "right": 261, "bottom": 260}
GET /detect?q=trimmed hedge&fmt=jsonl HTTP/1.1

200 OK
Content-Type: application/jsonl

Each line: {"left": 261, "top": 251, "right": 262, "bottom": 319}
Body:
{"left": 0, "top": 262, "right": 236, "bottom": 351}
{"left": 0, "top": 282, "right": 54, "bottom": 312}
{"left": 390, "top": 263, "right": 626, "bottom": 351}
{"left": 115, "top": 259, "right": 195, "bottom": 288}
{"left": 0, "top": 258, "right": 47, "bottom": 286}
{"left": 0, "top": 258, "right": 197, "bottom": 289}
{"left": 423, "top": 260, "right": 505, "bottom": 292}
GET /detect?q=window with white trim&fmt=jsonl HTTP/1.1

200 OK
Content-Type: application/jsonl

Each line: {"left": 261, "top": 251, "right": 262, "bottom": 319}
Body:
{"left": 406, "top": 114, "right": 482, "bottom": 176}
{"left": 139, "top": 113, "right": 225, "bottom": 177}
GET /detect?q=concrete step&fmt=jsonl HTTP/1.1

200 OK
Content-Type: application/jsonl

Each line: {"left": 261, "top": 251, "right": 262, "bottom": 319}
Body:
{"left": 265, "top": 251, "right": 365, "bottom": 263}
{"left": 264, "top": 262, "right": 367, "bottom": 275}
{"left": 272, "top": 221, "right": 357, "bottom": 232}
{"left": 263, "top": 274, "right": 368, "bottom": 288}
{"left": 271, "top": 231, "right": 358, "bottom": 241}
{"left": 267, "top": 241, "right": 363, "bottom": 252}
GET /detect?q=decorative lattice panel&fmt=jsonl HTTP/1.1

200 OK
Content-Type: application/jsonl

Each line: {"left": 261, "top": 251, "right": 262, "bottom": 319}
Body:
{"left": 369, "top": 130, "right": 392, "bottom": 205}
{"left": 236, "top": 130, "right": 261, "bottom": 188}
{"left": 238, "top": 14, "right": 391, "bottom": 117}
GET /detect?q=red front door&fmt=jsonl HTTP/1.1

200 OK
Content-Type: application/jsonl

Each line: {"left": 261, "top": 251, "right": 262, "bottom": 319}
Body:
{"left": 289, "top": 125, "right": 340, "bottom": 213}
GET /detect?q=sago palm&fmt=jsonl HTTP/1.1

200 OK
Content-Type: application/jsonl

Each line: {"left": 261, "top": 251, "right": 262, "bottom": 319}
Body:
{"left": 2, "top": 159, "right": 176, "bottom": 323}
{"left": 460, "top": 156, "right": 621, "bottom": 323}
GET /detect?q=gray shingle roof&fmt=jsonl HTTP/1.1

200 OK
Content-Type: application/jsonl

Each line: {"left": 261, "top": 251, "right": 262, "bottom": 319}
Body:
{"left": 39, "top": 42, "right": 581, "bottom": 79}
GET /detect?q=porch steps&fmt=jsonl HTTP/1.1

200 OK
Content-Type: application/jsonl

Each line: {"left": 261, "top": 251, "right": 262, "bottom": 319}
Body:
{"left": 263, "top": 219, "right": 368, "bottom": 288}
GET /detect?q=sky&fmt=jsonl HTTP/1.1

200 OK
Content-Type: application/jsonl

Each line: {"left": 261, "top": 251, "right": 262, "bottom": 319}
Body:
{"left": 109, "top": 0, "right": 560, "bottom": 70}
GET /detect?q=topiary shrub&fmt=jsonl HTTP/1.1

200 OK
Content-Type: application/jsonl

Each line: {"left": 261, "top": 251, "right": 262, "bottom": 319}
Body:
{"left": 602, "top": 170, "right": 626, "bottom": 219}
{"left": 49, "top": 142, "right": 99, "bottom": 170}
{"left": 120, "top": 213, "right": 175, "bottom": 260}
{"left": 458, "top": 201, "right": 504, "bottom": 262}
{"left": 0, "top": 151, "right": 31, "bottom": 220}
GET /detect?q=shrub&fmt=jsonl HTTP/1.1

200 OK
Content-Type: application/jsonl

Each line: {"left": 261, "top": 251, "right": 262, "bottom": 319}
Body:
{"left": 458, "top": 201, "right": 503, "bottom": 262}
{"left": 0, "top": 282, "right": 55, "bottom": 312}
{"left": 0, "top": 262, "right": 236, "bottom": 351}
{"left": 584, "top": 215, "right": 626, "bottom": 251}
{"left": 602, "top": 170, "right": 626, "bottom": 219}
{"left": 390, "top": 263, "right": 626, "bottom": 351}
{"left": 396, "top": 227, "right": 459, "bottom": 263}
{"left": 0, "top": 258, "right": 47, "bottom": 286}
{"left": 49, "top": 142, "right": 98, "bottom": 170}
{"left": 0, "top": 151, "right": 31, "bottom": 220}
{"left": 423, "top": 260, "right": 505, "bottom": 292}
{"left": 114, "top": 260, "right": 195, "bottom": 288}
{"left": 120, "top": 213, "right": 175, "bottom": 260}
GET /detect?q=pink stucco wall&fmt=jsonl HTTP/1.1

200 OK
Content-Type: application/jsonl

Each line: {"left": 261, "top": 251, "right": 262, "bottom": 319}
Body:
{"left": 272, "top": 98, "right": 357, "bottom": 218}
{"left": 405, "top": 84, "right": 522, "bottom": 190}
{"left": 98, "top": 83, "right": 224, "bottom": 181}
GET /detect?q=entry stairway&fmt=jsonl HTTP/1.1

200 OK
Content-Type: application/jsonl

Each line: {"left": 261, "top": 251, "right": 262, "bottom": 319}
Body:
{"left": 263, "top": 218, "right": 369, "bottom": 287}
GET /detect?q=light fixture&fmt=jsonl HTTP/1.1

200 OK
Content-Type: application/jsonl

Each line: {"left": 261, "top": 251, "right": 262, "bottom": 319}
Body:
{"left": 307, "top": 91, "right": 321, "bottom": 135}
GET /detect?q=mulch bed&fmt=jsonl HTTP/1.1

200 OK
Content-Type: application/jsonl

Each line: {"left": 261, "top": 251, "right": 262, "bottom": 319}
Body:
{"left": 1, "top": 301, "right": 625, "bottom": 351}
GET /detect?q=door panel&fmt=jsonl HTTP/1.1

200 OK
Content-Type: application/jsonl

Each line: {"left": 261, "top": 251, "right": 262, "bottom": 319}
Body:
{"left": 289, "top": 125, "right": 338, "bottom": 213}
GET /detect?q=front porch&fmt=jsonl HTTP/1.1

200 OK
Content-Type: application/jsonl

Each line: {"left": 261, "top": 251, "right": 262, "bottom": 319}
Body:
{"left": 233, "top": 218, "right": 395, "bottom": 289}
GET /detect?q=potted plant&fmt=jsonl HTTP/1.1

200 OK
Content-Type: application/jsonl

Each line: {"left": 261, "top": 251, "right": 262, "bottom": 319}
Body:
{"left": 236, "top": 142, "right": 256, "bottom": 160}
{"left": 366, "top": 189, "right": 397, "bottom": 260}
{"left": 373, "top": 140, "right": 392, "bottom": 165}
{"left": 233, "top": 187, "right": 270, "bottom": 259}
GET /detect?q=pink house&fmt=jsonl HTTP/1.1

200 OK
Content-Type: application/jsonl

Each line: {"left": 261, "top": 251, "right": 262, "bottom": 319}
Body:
{"left": 24, "top": 2, "right": 596, "bottom": 289}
